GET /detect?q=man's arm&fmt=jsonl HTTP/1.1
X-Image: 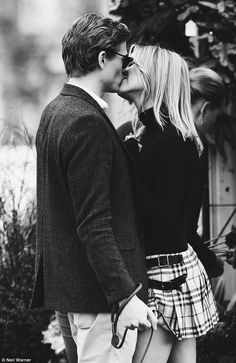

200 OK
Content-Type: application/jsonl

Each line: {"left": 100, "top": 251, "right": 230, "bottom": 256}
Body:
{"left": 60, "top": 115, "right": 158, "bottom": 330}
{"left": 61, "top": 115, "right": 136, "bottom": 305}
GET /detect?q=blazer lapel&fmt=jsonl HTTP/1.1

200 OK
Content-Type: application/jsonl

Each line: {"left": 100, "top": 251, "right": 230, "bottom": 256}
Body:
{"left": 60, "top": 83, "right": 104, "bottom": 113}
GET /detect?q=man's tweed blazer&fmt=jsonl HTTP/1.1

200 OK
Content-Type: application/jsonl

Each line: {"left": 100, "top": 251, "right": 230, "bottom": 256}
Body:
{"left": 31, "top": 84, "right": 147, "bottom": 312}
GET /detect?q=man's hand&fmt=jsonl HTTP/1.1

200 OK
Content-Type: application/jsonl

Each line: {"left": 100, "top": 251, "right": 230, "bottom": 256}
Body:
{"left": 118, "top": 295, "right": 157, "bottom": 331}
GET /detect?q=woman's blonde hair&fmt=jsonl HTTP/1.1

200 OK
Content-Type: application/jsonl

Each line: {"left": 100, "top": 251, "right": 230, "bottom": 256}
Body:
{"left": 131, "top": 44, "right": 200, "bottom": 144}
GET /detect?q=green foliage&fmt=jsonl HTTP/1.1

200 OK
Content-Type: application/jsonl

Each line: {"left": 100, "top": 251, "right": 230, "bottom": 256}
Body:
{"left": 197, "top": 310, "right": 236, "bottom": 363}
{"left": 0, "top": 199, "right": 40, "bottom": 356}
{"left": 196, "top": 276, "right": 236, "bottom": 362}
{"left": 0, "top": 199, "right": 36, "bottom": 321}
{"left": 0, "top": 125, "right": 67, "bottom": 361}
{"left": 110, "top": 0, "right": 236, "bottom": 153}
{"left": 0, "top": 196, "right": 64, "bottom": 361}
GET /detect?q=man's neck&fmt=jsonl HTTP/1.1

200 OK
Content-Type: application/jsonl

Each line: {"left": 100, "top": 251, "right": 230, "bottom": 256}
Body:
{"left": 69, "top": 74, "right": 104, "bottom": 98}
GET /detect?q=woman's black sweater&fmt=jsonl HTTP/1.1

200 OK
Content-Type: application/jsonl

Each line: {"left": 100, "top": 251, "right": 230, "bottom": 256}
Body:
{"left": 117, "top": 117, "right": 221, "bottom": 274}
{"left": 119, "top": 108, "right": 200, "bottom": 255}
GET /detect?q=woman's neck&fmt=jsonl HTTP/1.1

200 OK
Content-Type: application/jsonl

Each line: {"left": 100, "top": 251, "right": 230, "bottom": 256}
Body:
{"left": 134, "top": 99, "right": 153, "bottom": 113}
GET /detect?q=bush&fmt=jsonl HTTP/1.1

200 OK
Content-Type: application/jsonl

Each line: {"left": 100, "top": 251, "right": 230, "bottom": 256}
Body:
{"left": 0, "top": 198, "right": 48, "bottom": 360}
{"left": 197, "top": 289, "right": 236, "bottom": 363}
{"left": 0, "top": 144, "right": 66, "bottom": 362}
{"left": 197, "top": 311, "right": 236, "bottom": 363}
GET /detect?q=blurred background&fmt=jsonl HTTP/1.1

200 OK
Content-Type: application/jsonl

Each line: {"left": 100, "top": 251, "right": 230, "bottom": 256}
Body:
{"left": 0, "top": 0, "right": 236, "bottom": 362}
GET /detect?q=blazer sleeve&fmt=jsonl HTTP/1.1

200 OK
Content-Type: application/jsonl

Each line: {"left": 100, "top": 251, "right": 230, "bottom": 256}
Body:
{"left": 60, "top": 115, "right": 136, "bottom": 305}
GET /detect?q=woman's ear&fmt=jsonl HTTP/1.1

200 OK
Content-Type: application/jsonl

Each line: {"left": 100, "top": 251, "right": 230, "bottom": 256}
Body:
{"left": 200, "top": 101, "right": 210, "bottom": 118}
{"left": 98, "top": 51, "right": 107, "bottom": 70}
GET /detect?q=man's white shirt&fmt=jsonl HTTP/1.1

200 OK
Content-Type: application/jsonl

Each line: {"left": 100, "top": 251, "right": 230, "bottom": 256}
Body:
{"left": 67, "top": 78, "right": 108, "bottom": 110}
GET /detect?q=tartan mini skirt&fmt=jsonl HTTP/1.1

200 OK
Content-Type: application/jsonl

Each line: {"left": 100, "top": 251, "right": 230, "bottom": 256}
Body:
{"left": 147, "top": 244, "right": 218, "bottom": 340}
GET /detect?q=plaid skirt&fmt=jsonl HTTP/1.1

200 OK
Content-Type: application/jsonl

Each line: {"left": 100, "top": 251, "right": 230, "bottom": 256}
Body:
{"left": 147, "top": 244, "right": 218, "bottom": 340}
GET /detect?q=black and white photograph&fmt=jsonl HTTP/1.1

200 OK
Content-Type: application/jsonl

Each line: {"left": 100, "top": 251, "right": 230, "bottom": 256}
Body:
{"left": 0, "top": 1, "right": 236, "bottom": 362}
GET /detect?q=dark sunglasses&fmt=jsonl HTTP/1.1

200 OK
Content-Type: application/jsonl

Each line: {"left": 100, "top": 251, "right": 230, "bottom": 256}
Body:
{"left": 106, "top": 49, "right": 133, "bottom": 69}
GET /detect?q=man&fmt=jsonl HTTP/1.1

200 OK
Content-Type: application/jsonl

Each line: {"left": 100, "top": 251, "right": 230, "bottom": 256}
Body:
{"left": 31, "top": 13, "right": 157, "bottom": 363}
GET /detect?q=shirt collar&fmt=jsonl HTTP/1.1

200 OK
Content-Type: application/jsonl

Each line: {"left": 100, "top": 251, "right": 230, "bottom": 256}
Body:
{"left": 67, "top": 78, "right": 109, "bottom": 110}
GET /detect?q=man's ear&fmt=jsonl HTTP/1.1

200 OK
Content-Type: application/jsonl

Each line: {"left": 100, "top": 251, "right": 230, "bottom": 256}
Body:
{"left": 98, "top": 51, "right": 107, "bottom": 70}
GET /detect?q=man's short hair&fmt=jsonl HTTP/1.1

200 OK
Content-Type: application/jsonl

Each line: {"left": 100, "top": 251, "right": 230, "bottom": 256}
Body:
{"left": 62, "top": 13, "right": 130, "bottom": 77}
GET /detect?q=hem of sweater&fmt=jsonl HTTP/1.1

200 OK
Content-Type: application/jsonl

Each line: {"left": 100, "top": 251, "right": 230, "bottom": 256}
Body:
{"left": 146, "top": 242, "right": 188, "bottom": 256}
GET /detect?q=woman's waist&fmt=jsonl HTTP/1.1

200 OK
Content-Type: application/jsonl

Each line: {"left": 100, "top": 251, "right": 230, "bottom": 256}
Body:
{"left": 144, "top": 233, "right": 188, "bottom": 256}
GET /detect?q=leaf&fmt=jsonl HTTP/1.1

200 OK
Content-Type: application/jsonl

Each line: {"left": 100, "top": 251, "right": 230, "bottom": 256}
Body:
{"left": 217, "top": 1, "right": 225, "bottom": 13}
{"left": 190, "top": 5, "right": 199, "bottom": 13}
{"left": 177, "top": 8, "right": 190, "bottom": 21}
{"left": 226, "top": 43, "right": 236, "bottom": 55}
{"left": 199, "top": 1, "right": 218, "bottom": 10}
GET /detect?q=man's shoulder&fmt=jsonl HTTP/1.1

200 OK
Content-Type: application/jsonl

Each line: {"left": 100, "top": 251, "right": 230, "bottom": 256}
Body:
{"left": 42, "top": 91, "right": 106, "bottom": 127}
{"left": 44, "top": 90, "right": 101, "bottom": 115}
{"left": 37, "top": 93, "right": 111, "bottom": 150}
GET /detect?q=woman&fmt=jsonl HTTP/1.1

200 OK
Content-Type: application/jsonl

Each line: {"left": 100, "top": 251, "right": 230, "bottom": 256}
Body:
{"left": 187, "top": 67, "right": 225, "bottom": 278}
{"left": 190, "top": 67, "right": 225, "bottom": 139}
{"left": 118, "top": 45, "right": 218, "bottom": 363}
{"left": 118, "top": 66, "right": 225, "bottom": 279}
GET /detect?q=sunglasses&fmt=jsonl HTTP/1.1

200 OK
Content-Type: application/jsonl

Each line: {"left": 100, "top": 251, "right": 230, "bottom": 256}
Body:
{"left": 106, "top": 49, "right": 133, "bottom": 69}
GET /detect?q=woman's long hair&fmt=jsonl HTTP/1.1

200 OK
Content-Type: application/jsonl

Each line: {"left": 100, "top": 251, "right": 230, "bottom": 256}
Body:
{"left": 131, "top": 45, "right": 200, "bottom": 146}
